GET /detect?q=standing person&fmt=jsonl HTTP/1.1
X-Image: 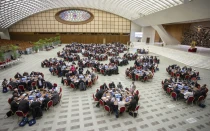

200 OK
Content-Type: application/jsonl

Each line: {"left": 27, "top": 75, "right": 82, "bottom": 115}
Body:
{"left": 130, "top": 81, "right": 136, "bottom": 93}
{"left": 2, "top": 78, "right": 8, "bottom": 93}
{"left": 37, "top": 78, "right": 45, "bottom": 89}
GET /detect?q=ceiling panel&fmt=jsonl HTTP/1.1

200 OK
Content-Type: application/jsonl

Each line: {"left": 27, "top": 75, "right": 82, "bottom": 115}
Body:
{"left": 0, "top": 0, "right": 185, "bottom": 28}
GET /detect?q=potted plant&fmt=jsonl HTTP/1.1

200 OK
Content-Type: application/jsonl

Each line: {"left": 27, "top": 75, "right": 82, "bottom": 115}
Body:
{"left": 0, "top": 47, "right": 5, "bottom": 62}
{"left": 9, "top": 45, "right": 19, "bottom": 60}
{"left": 33, "top": 42, "right": 39, "bottom": 53}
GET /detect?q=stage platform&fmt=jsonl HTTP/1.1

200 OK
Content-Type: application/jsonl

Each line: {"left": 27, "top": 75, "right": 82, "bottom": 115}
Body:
{"left": 133, "top": 42, "right": 210, "bottom": 70}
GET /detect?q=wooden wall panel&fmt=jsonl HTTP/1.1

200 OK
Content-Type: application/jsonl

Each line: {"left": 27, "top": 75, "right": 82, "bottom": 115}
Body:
{"left": 154, "top": 31, "right": 161, "bottom": 42}
{"left": 9, "top": 33, "right": 129, "bottom": 44}
{"left": 163, "top": 23, "right": 191, "bottom": 42}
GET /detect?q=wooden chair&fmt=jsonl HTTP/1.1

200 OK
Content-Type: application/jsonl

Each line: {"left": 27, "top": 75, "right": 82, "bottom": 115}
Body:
{"left": 119, "top": 106, "right": 126, "bottom": 114}
{"left": 7, "top": 85, "right": 13, "bottom": 91}
{"left": 196, "top": 96, "right": 204, "bottom": 105}
{"left": 70, "top": 83, "right": 76, "bottom": 89}
{"left": 171, "top": 92, "right": 177, "bottom": 101}
{"left": 104, "top": 105, "right": 111, "bottom": 116}
{"left": 46, "top": 100, "right": 53, "bottom": 111}
{"left": 15, "top": 110, "right": 28, "bottom": 121}
{"left": 59, "top": 93, "right": 62, "bottom": 106}
{"left": 99, "top": 99, "right": 105, "bottom": 107}
{"left": 92, "top": 94, "right": 99, "bottom": 102}
{"left": 18, "top": 85, "right": 25, "bottom": 92}
{"left": 59, "top": 87, "right": 62, "bottom": 94}
{"left": 186, "top": 96, "right": 194, "bottom": 105}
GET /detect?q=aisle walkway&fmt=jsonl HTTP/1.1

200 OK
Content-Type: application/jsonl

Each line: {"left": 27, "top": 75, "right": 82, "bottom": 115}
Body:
{"left": 0, "top": 44, "right": 209, "bottom": 131}
{"left": 133, "top": 42, "right": 210, "bottom": 70}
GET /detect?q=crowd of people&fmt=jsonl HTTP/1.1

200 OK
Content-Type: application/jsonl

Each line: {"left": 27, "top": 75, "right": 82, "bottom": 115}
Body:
{"left": 61, "top": 69, "right": 97, "bottom": 91}
{"left": 136, "top": 48, "right": 149, "bottom": 54}
{"left": 2, "top": 71, "right": 61, "bottom": 126}
{"left": 125, "top": 55, "right": 159, "bottom": 82}
{"left": 123, "top": 53, "right": 138, "bottom": 61}
{"left": 163, "top": 64, "right": 208, "bottom": 105}
{"left": 109, "top": 56, "right": 129, "bottom": 66}
{"left": 92, "top": 62, "right": 119, "bottom": 76}
{"left": 41, "top": 58, "right": 65, "bottom": 68}
{"left": 94, "top": 81, "right": 140, "bottom": 118}
{"left": 2, "top": 71, "right": 46, "bottom": 92}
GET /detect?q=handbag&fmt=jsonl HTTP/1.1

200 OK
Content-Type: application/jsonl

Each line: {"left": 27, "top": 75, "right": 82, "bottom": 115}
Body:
{"left": 4, "top": 111, "right": 13, "bottom": 118}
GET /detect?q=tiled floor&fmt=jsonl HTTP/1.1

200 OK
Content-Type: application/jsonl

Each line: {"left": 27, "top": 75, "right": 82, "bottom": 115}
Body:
{"left": 0, "top": 44, "right": 210, "bottom": 131}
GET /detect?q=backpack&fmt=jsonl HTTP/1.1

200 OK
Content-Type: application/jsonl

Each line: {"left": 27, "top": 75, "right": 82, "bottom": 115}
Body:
{"left": 28, "top": 119, "right": 36, "bottom": 126}
{"left": 2, "top": 87, "right": 8, "bottom": 93}
{"left": 4, "top": 110, "right": 13, "bottom": 118}
{"left": 199, "top": 103, "right": 206, "bottom": 108}
{"left": 19, "top": 117, "right": 28, "bottom": 127}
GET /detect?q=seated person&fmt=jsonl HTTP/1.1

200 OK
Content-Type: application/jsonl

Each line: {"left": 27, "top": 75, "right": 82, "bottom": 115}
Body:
{"left": 14, "top": 72, "right": 22, "bottom": 79}
{"left": 127, "top": 97, "right": 137, "bottom": 112}
{"left": 41, "top": 95, "right": 51, "bottom": 109}
{"left": 44, "top": 81, "right": 53, "bottom": 89}
{"left": 173, "top": 86, "right": 180, "bottom": 99}
{"left": 10, "top": 97, "right": 19, "bottom": 113}
{"left": 109, "top": 82, "right": 116, "bottom": 89}
{"left": 101, "top": 83, "right": 108, "bottom": 90}
{"left": 91, "top": 71, "right": 96, "bottom": 81}
{"left": 18, "top": 97, "right": 30, "bottom": 113}
{"left": 37, "top": 78, "right": 45, "bottom": 89}
{"left": 184, "top": 89, "right": 194, "bottom": 99}
{"left": 95, "top": 89, "right": 105, "bottom": 107}
{"left": 8, "top": 78, "right": 17, "bottom": 89}
{"left": 12, "top": 88, "right": 21, "bottom": 97}
{"left": 118, "top": 97, "right": 125, "bottom": 111}
{"left": 106, "top": 98, "right": 114, "bottom": 111}
{"left": 51, "top": 91, "right": 59, "bottom": 106}
{"left": 78, "top": 79, "right": 86, "bottom": 91}
{"left": 30, "top": 97, "right": 43, "bottom": 118}
{"left": 117, "top": 82, "right": 123, "bottom": 89}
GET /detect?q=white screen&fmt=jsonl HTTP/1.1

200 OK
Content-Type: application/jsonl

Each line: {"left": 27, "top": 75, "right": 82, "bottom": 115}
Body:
{"left": 135, "top": 32, "right": 143, "bottom": 38}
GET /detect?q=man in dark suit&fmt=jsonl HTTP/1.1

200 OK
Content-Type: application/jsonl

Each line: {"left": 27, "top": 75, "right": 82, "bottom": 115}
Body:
{"left": 127, "top": 97, "right": 137, "bottom": 112}
{"left": 173, "top": 86, "right": 180, "bottom": 100}
{"left": 95, "top": 89, "right": 104, "bottom": 107}
{"left": 41, "top": 95, "right": 51, "bottom": 109}
{"left": 109, "top": 82, "right": 116, "bottom": 89}
{"left": 44, "top": 81, "right": 53, "bottom": 89}
{"left": 51, "top": 91, "right": 59, "bottom": 106}
{"left": 106, "top": 99, "right": 114, "bottom": 111}
{"left": 10, "top": 97, "right": 19, "bottom": 113}
{"left": 101, "top": 83, "right": 108, "bottom": 90}
{"left": 14, "top": 72, "right": 22, "bottom": 79}
{"left": 37, "top": 78, "right": 45, "bottom": 89}
{"left": 30, "top": 98, "right": 42, "bottom": 118}
{"left": 18, "top": 98, "right": 30, "bottom": 113}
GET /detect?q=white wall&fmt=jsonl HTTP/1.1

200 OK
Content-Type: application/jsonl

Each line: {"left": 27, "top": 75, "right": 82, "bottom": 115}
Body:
{"left": 0, "top": 29, "right": 10, "bottom": 40}
{"left": 133, "top": 0, "right": 210, "bottom": 26}
{"left": 130, "top": 22, "right": 142, "bottom": 42}
{"left": 142, "top": 26, "right": 155, "bottom": 44}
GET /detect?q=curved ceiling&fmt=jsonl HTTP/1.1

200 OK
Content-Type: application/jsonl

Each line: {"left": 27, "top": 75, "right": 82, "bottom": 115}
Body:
{"left": 0, "top": 0, "right": 184, "bottom": 29}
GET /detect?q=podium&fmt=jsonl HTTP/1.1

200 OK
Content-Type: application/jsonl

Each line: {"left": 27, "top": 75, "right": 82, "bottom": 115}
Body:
{"left": 188, "top": 48, "right": 197, "bottom": 52}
